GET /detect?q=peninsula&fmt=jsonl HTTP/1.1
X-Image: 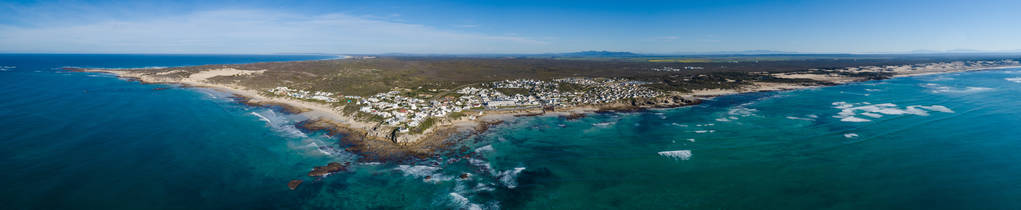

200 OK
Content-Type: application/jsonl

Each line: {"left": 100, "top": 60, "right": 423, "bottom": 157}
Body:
{"left": 72, "top": 55, "right": 1021, "bottom": 161}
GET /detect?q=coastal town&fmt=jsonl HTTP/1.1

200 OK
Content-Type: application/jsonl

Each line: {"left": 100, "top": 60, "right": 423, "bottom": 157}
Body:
{"left": 266, "top": 77, "right": 666, "bottom": 132}
{"left": 250, "top": 58, "right": 1021, "bottom": 134}
{"left": 651, "top": 66, "right": 704, "bottom": 72}
{"left": 267, "top": 86, "right": 339, "bottom": 103}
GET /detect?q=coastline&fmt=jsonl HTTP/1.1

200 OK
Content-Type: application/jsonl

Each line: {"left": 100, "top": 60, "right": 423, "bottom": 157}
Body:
{"left": 71, "top": 64, "right": 1020, "bottom": 162}
{"left": 889, "top": 65, "right": 1021, "bottom": 78}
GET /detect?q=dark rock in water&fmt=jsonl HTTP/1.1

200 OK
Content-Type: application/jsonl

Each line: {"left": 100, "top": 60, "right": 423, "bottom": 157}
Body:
{"left": 328, "top": 162, "right": 345, "bottom": 172}
{"left": 308, "top": 170, "right": 328, "bottom": 177}
{"left": 308, "top": 162, "right": 347, "bottom": 177}
{"left": 459, "top": 173, "right": 470, "bottom": 179}
{"left": 288, "top": 180, "right": 302, "bottom": 190}
{"left": 424, "top": 175, "right": 431, "bottom": 180}
{"left": 514, "top": 112, "right": 543, "bottom": 117}
{"left": 152, "top": 87, "right": 170, "bottom": 91}
{"left": 561, "top": 113, "right": 586, "bottom": 120}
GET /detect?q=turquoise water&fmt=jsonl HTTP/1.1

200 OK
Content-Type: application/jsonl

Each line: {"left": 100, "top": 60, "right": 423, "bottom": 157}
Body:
{"left": 2, "top": 54, "right": 1021, "bottom": 209}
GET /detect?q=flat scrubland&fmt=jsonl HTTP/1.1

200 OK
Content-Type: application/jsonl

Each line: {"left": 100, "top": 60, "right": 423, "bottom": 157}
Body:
{"left": 136, "top": 54, "right": 1021, "bottom": 98}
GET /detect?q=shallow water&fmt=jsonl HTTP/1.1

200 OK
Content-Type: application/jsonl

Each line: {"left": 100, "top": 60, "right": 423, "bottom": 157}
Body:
{"left": 2, "top": 54, "right": 1020, "bottom": 209}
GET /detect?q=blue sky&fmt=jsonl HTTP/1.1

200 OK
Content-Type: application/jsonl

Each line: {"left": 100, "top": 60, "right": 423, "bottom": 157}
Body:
{"left": 1, "top": 0, "right": 1019, "bottom": 54}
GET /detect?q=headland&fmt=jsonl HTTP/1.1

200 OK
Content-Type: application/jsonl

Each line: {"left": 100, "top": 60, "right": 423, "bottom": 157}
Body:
{"left": 68, "top": 56, "right": 1021, "bottom": 162}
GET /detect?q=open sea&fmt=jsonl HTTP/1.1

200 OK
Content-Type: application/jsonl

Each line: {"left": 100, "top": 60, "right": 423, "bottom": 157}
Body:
{"left": 2, "top": 54, "right": 1020, "bottom": 209}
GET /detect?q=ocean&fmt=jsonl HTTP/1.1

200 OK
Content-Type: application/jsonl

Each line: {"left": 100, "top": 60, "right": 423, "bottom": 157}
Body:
{"left": 2, "top": 54, "right": 1020, "bottom": 209}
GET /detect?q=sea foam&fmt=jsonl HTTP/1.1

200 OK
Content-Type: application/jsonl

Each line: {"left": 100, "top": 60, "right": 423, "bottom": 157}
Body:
{"left": 786, "top": 115, "right": 815, "bottom": 121}
{"left": 395, "top": 165, "right": 440, "bottom": 177}
{"left": 474, "top": 145, "right": 494, "bottom": 153}
{"left": 922, "top": 83, "right": 994, "bottom": 94}
{"left": 251, "top": 110, "right": 307, "bottom": 138}
{"left": 496, "top": 167, "right": 526, "bottom": 189}
{"left": 832, "top": 102, "right": 953, "bottom": 123}
{"left": 448, "top": 193, "right": 483, "bottom": 210}
{"left": 658, "top": 150, "right": 692, "bottom": 160}
{"left": 395, "top": 165, "right": 452, "bottom": 183}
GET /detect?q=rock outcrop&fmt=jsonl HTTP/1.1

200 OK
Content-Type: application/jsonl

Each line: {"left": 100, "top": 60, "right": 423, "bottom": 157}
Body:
{"left": 288, "top": 180, "right": 303, "bottom": 190}
{"left": 308, "top": 162, "right": 349, "bottom": 177}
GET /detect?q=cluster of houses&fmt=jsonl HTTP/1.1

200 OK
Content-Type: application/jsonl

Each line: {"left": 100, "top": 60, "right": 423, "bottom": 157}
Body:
{"left": 823, "top": 59, "right": 1020, "bottom": 75}
{"left": 267, "top": 87, "right": 339, "bottom": 102}
{"left": 651, "top": 66, "right": 703, "bottom": 72}
{"left": 357, "top": 90, "right": 454, "bottom": 128}
{"left": 480, "top": 78, "right": 662, "bottom": 107}
{"left": 554, "top": 78, "right": 662, "bottom": 105}
{"left": 356, "top": 78, "right": 666, "bottom": 130}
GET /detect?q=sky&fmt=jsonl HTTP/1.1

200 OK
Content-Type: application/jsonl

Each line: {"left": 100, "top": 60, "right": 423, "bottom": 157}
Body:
{"left": 1, "top": 0, "right": 1020, "bottom": 54}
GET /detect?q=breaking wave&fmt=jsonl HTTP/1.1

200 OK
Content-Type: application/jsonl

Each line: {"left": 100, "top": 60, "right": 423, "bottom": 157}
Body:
{"left": 395, "top": 165, "right": 453, "bottom": 183}
{"left": 785, "top": 115, "right": 817, "bottom": 121}
{"left": 395, "top": 165, "right": 440, "bottom": 177}
{"left": 720, "top": 106, "right": 757, "bottom": 122}
{"left": 496, "top": 167, "right": 527, "bottom": 189}
{"left": 251, "top": 112, "right": 272, "bottom": 123}
{"left": 658, "top": 150, "right": 692, "bottom": 160}
{"left": 1007, "top": 77, "right": 1021, "bottom": 83}
{"left": 925, "top": 76, "right": 955, "bottom": 81}
{"left": 474, "top": 145, "right": 494, "bottom": 153}
{"left": 922, "top": 83, "right": 994, "bottom": 94}
{"left": 254, "top": 109, "right": 357, "bottom": 159}
{"left": 250, "top": 110, "right": 307, "bottom": 138}
{"left": 592, "top": 122, "right": 615, "bottom": 127}
{"left": 448, "top": 193, "right": 484, "bottom": 210}
{"left": 654, "top": 112, "right": 667, "bottom": 119}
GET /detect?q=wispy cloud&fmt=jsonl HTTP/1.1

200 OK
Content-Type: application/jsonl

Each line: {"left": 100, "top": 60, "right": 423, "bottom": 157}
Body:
{"left": 0, "top": 9, "right": 546, "bottom": 54}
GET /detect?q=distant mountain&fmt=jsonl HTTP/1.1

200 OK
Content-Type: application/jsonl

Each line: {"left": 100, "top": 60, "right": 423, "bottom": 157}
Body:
{"left": 658, "top": 50, "right": 799, "bottom": 55}
{"left": 907, "top": 49, "right": 942, "bottom": 54}
{"left": 721, "top": 50, "right": 797, "bottom": 55}
{"left": 946, "top": 49, "right": 983, "bottom": 53}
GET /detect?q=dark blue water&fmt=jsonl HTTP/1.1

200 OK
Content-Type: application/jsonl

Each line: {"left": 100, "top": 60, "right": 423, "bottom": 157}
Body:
{"left": 2, "top": 54, "right": 1021, "bottom": 209}
{"left": 0, "top": 54, "right": 343, "bottom": 209}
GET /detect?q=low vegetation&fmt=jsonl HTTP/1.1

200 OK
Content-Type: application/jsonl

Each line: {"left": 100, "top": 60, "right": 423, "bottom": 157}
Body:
{"left": 140, "top": 54, "right": 1020, "bottom": 98}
